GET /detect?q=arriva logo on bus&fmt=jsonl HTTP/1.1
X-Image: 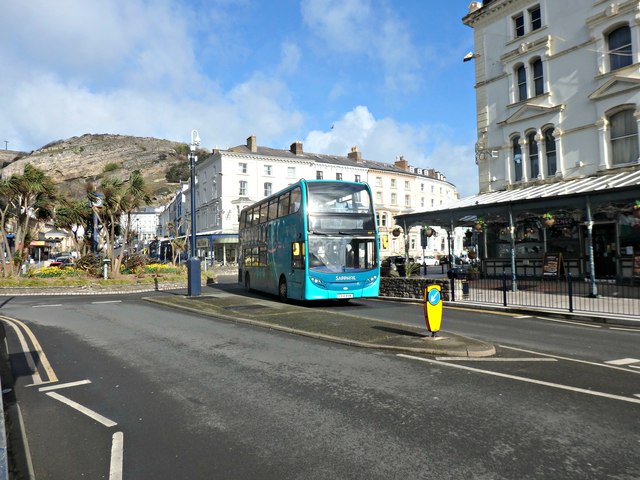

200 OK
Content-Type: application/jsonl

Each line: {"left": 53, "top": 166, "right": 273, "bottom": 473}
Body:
{"left": 336, "top": 275, "right": 357, "bottom": 281}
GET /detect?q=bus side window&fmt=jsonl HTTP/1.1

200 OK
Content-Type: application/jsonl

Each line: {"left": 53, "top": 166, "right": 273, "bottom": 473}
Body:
{"left": 268, "top": 199, "right": 278, "bottom": 221}
{"left": 278, "top": 193, "right": 290, "bottom": 217}
{"left": 290, "top": 188, "right": 301, "bottom": 214}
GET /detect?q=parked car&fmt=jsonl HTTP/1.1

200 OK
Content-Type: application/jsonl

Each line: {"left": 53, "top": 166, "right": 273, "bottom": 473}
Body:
{"left": 415, "top": 255, "right": 440, "bottom": 266}
{"left": 439, "top": 255, "right": 469, "bottom": 266}
{"left": 49, "top": 255, "right": 75, "bottom": 267}
{"left": 380, "top": 255, "right": 406, "bottom": 277}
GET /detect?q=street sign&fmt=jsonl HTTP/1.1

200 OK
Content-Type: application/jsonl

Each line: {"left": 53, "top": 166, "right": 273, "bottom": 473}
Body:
{"left": 423, "top": 285, "right": 443, "bottom": 336}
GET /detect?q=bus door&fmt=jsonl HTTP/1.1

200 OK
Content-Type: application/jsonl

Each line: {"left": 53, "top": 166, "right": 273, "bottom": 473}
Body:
{"left": 289, "top": 240, "right": 306, "bottom": 298}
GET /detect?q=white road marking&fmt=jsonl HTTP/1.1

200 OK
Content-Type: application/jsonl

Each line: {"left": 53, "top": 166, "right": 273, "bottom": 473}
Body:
{"left": 91, "top": 300, "right": 122, "bottom": 304}
{"left": 45, "top": 392, "right": 117, "bottom": 427}
{"left": 436, "top": 357, "right": 556, "bottom": 362}
{"left": 610, "top": 327, "right": 640, "bottom": 332}
{"left": 38, "top": 380, "right": 91, "bottom": 392}
{"left": 109, "top": 432, "right": 124, "bottom": 480}
{"left": 499, "top": 345, "right": 640, "bottom": 375}
{"left": 1, "top": 317, "right": 43, "bottom": 384}
{"left": 536, "top": 317, "right": 602, "bottom": 328}
{"left": 604, "top": 358, "right": 640, "bottom": 366}
{"left": 0, "top": 315, "right": 58, "bottom": 383}
{"left": 32, "top": 304, "right": 62, "bottom": 308}
{"left": 398, "top": 354, "right": 640, "bottom": 405}
{"left": 514, "top": 315, "right": 532, "bottom": 319}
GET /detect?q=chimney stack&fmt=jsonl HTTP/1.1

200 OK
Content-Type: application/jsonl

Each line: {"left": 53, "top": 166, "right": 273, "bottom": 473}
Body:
{"left": 394, "top": 155, "right": 409, "bottom": 171}
{"left": 247, "top": 135, "right": 257, "bottom": 153}
{"left": 290, "top": 141, "right": 303, "bottom": 155}
{"left": 347, "top": 146, "right": 363, "bottom": 163}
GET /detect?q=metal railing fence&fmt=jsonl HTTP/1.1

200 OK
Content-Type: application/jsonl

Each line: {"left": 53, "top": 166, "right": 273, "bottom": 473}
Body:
{"left": 451, "top": 272, "right": 640, "bottom": 318}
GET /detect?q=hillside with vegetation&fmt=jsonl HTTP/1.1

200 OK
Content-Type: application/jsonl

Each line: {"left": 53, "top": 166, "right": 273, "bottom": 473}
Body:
{"left": 1, "top": 133, "right": 209, "bottom": 205}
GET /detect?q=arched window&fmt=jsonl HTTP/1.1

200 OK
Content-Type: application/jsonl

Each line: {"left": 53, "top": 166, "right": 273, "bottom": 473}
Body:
{"left": 516, "top": 65, "right": 527, "bottom": 101}
{"left": 532, "top": 58, "right": 544, "bottom": 96}
{"left": 543, "top": 127, "right": 556, "bottom": 176}
{"left": 512, "top": 136, "right": 523, "bottom": 182}
{"left": 609, "top": 109, "right": 638, "bottom": 165}
{"left": 527, "top": 131, "right": 539, "bottom": 179}
{"left": 608, "top": 25, "right": 632, "bottom": 71}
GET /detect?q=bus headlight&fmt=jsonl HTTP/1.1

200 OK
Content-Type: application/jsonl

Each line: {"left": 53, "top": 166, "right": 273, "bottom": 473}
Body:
{"left": 365, "top": 274, "right": 378, "bottom": 285}
{"left": 310, "top": 276, "right": 325, "bottom": 287}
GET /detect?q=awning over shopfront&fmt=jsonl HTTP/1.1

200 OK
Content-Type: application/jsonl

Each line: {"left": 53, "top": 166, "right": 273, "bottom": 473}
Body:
{"left": 396, "top": 169, "right": 640, "bottom": 228}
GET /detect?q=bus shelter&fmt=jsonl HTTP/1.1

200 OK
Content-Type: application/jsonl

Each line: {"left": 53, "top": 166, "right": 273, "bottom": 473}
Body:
{"left": 394, "top": 169, "right": 640, "bottom": 296}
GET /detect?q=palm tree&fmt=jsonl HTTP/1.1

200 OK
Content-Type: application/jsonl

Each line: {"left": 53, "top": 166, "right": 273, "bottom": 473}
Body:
{"left": 118, "top": 170, "right": 151, "bottom": 265}
{"left": 55, "top": 199, "right": 92, "bottom": 255}
{"left": 4, "top": 164, "right": 58, "bottom": 268}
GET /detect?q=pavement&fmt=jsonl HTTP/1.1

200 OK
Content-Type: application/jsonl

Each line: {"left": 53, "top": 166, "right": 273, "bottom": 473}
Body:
{"left": 144, "top": 287, "right": 496, "bottom": 358}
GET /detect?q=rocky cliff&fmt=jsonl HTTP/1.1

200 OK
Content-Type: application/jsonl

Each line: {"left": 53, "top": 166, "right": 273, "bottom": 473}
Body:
{"left": 1, "top": 134, "right": 202, "bottom": 205}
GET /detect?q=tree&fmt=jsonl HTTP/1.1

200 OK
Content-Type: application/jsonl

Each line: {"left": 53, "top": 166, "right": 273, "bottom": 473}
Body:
{"left": 89, "top": 171, "right": 151, "bottom": 276}
{"left": 54, "top": 199, "right": 92, "bottom": 255}
{"left": 1, "top": 164, "right": 58, "bottom": 271}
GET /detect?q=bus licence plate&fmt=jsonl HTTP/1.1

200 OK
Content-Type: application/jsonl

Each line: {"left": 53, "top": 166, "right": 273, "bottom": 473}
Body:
{"left": 337, "top": 293, "right": 354, "bottom": 299}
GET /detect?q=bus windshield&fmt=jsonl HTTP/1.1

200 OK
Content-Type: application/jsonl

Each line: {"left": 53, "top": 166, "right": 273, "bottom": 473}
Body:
{"left": 308, "top": 235, "right": 377, "bottom": 273}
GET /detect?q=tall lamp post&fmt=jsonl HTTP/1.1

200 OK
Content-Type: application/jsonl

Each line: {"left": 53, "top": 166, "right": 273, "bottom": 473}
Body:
{"left": 187, "top": 129, "right": 202, "bottom": 296}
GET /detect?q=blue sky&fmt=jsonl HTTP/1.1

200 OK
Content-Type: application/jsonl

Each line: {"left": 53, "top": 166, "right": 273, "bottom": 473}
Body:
{"left": 0, "top": 0, "right": 479, "bottom": 196}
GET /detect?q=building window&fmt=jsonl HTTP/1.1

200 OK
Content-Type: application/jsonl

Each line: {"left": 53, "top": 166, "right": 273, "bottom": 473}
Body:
{"left": 239, "top": 162, "right": 248, "bottom": 174}
{"left": 264, "top": 165, "right": 272, "bottom": 175}
{"left": 405, "top": 195, "right": 411, "bottom": 207}
{"left": 404, "top": 181, "right": 410, "bottom": 189}
{"left": 375, "top": 177, "right": 382, "bottom": 187}
{"left": 529, "top": 6, "right": 541, "bottom": 31}
{"left": 239, "top": 180, "right": 248, "bottom": 195}
{"left": 532, "top": 58, "right": 544, "bottom": 96}
{"left": 608, "top": 26, "right": 632, "bottom": 71}
{"left": 391, "top": 193, "right": 397, "bottom": 205}
{"left": 376, "top": 192, "right": 382, "bottom": 204}
{"left": 421, "top": 197, "right": 425, "bottom": 208}
{"left": 355, "top": 174, "right": 361, "bottom": 182}
{"left": 543, "top": 127, "right": 556, "bottom": 176}
{"left": 264, "top": 182, "right": 272, "bottom": 196}
{"left": 420, "top": 183, "right": 424, "bottom": 192}
{"left": 287, "top": 167, "right": 296, "bottom": 178}
{"left": 316, "top": 171, "right": 323, "bottom": 180}
{"left": 609, "top": 109, "right": 639, "bottom": 165}
{"left": 527, "top": 131, "right": 539, "bottom": 179}
{"left": 381, "top": 213, "right": 388, "bottom": 227}
{"left": 516, "top": 65, "right": 527, "bottom": 101}
{"left": 390, "top": 179, "right": 396, "bottom": 189}
{"left": 514, "top": 13, "right": 525, "bottom": 37}
{"left": 513, "top": 136, "right": 523, "bottom": 182}
{"left": 336, "top": 172, "right": 342, "bottom": 180}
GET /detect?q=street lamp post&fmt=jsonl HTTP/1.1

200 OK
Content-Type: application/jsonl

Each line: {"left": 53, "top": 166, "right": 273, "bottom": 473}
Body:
{"left": 187, "top": 129, "right": 202, "bottom": 296}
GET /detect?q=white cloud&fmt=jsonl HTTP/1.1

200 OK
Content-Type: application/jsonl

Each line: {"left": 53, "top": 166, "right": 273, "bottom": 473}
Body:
{"left": 301, "top": 0, "right": 422, "bottom": 92}
{"left": 304, "top": 106, "right": 478, "bottom": 197}
{"left": 278, "top": 42, "right": 302, "bottom": 75}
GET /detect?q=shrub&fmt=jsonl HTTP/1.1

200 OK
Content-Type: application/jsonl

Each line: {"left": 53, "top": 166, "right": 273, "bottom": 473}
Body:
{"left": 121, "top": 253, "right": 149, "bottom": 273}
{"left": 103, "top": 162, "right": 119, "bottom": 173}
{"left": 75, "top": 253, "right": 102, "bottom": 277}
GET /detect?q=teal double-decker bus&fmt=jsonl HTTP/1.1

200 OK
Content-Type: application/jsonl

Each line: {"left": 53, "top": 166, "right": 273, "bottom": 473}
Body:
{"left": 238, "top": 179, "right": 380, "bottom": 302}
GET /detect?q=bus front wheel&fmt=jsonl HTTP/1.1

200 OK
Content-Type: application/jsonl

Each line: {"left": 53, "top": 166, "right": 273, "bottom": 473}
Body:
{"left": 244, "top": 273, "right": 251, "bottom": 292}
{"left": 278, "top": 277, "right": 288, "bottom": 303}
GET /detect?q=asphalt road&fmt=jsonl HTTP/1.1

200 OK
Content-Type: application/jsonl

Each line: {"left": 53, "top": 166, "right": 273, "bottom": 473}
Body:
{"left": 1, "top": 290, "right": 639, "bottom": 479}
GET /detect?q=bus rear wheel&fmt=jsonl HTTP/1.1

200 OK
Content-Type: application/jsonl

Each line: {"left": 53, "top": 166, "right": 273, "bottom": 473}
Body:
{"left": 278, "top": 277, "right": 288, "bottom": 303}
{"left": 244, "top": 273, "right": 251, "bottom": 292}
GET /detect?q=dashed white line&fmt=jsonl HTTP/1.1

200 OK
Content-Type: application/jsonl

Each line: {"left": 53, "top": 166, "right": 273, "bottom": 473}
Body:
{"left": 435, "top": 357, "right": 556, "bottom": 362}
{"left": 536, "top": 317, "right": 602, "bottom": 328}
{"left": 604, "top": 358, "right": 640, "bottom": 366}
{"left": 398, "top": 354, "right": 640, "bottom": 405}
{"left": 32, "top": 304, "right": 62, "bottom": 308}
{"left": 38, "top": 380, "right": 92, "bottom": 392}
{"left": 45, "top": 392, "right": 117, "bottom": 427}
{"left": 109, "top": 432, "right": 124, "bottom": 480}
{"left": 610, "top": 327, "right": 640, "bottom": 332}
{"left": 91, "top": 300, "right": 122, "bottom": 305}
